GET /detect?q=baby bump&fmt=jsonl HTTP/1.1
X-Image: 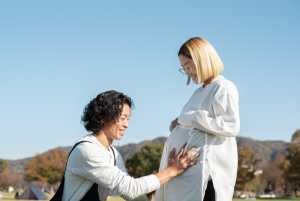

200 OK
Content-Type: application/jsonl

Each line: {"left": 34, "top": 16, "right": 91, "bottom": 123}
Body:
{"left": 167, "top": 127, "right": 207, "bottom": 159}
{"left": 164, "top": 127, "right": 204, "bottom": 200}
{"left": 165, "top": 128, "right": 207, "bottom": 182}
{"left": 163, "top": 128, "right": 213, "bottom": 200}
{"left": 165, "top": 170, "right": 203, "bottom": 201}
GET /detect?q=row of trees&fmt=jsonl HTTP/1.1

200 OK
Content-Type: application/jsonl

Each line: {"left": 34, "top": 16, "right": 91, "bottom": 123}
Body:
{"left": 239, "top": 130, "right": 300, "bottom": 196}
{"left": 0, "top": 159, "right": 23, "bottom": 190}
{"left": 0, "top": 149, "right": 67, "bottom": 191}
{"left": 23, "top": 149, "right": 67, "bottom": 192}
{"left": 0, "top": 159, "right": 10, "bottom": 189}
{"left": 1, "top": 130, "right": 299, "bottom": 196}
{"left": 279, "top": 130, "right": 300, "bottom": 195}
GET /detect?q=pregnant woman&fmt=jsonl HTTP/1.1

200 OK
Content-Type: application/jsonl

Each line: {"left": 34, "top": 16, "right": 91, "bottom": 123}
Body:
{"left": 155, "top": 37, "right": 240, "bottom": 201}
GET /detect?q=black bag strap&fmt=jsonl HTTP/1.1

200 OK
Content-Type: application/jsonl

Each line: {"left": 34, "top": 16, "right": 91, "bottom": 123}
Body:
{"left": 51, "top": 141, "right": 117, "bottom": 201}
{"left": 64, "top": 141, "right": 92, "bottom": 173}
{"left": 50, "top": 141, "right": 91, "bottom": 201}
{"left": 81, "top": 146, "right": 116, "bottom": 201}
{"left": 110, "top": 146, "right": 116, "bottom": 166}
{"left": 67, "top": 141, "right": 116, "bottom": 170}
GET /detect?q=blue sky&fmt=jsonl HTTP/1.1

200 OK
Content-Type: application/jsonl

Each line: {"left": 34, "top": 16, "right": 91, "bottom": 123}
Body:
{"left": 0, "top": 1, "right": 299, "bottom": 159}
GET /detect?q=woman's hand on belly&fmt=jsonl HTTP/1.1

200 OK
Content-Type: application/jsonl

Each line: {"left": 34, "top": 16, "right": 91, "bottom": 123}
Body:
{"left": 170, "top": 118, "right": 180, "bottom": 132}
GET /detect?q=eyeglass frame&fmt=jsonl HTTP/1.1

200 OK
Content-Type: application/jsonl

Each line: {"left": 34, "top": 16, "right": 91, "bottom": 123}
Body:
{"left": 179, "top": 65, "right": 192, "bottom": 75}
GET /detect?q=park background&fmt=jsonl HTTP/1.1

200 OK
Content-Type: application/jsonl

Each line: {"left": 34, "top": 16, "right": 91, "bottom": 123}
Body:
{"left": 0, "top": 0, "right": 299, "bottom": 200}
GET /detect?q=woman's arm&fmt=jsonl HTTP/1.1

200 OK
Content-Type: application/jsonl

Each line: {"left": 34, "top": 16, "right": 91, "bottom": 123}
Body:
{"left": 178, "top": 110, "right": 197, "bottom": 127}
{"left": 191, "top": 93, "right": 240, "bottom": 137}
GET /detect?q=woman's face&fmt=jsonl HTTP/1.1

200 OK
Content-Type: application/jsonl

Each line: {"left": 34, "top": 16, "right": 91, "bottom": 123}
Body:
{"left": 178, "top": 54, "right": 199, "bottom": 84}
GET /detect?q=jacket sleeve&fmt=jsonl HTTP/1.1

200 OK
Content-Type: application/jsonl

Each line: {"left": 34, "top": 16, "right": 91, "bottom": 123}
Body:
{"left": 69, "top": 144, "right": 160, "bottom": 201}
{"left": 177, "top": 110, "right": 196, "bottom": 127}
{"left": 191, "top": 93, "right": 240, "bottom": 137}
{"left": 114, "top": 149, "right": 153, "bottom": 201}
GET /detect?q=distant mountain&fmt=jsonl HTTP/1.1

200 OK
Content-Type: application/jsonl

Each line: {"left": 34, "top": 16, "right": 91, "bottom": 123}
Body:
{"left": 6, "top": 136, "right": 287, "bottom": 174}
{"left": 6, "top": 146, "right": 73, "bottom": 174}
{"left": 236, "top": 136, "right": 287, "bottom": 163}
{"left": 6, "top": 157, "right": 31, "bottom": 174}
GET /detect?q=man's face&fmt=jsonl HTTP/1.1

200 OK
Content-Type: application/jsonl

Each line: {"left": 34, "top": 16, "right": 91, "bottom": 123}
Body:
{"left": 102, "top": 104, "right": 130, "bottom": 141}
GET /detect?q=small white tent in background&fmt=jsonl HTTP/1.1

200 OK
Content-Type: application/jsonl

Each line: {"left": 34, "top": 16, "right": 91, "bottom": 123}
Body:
{"left": 8, "top": 186, "right": 14, "bottom": 193}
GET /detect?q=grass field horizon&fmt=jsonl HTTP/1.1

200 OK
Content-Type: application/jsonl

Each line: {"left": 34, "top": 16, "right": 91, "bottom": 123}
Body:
{"left": 1, "top": 192, "right": 300, "bottom": 201}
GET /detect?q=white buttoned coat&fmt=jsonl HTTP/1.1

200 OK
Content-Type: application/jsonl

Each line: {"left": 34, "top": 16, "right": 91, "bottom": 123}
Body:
{"left": 155, "top": 76, "right": 240, "bottom": 201}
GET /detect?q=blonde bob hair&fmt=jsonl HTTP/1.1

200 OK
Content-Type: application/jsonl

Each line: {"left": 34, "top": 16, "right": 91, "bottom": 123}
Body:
{"left": 178, "top": 37, "right": 224, "bottom": 85}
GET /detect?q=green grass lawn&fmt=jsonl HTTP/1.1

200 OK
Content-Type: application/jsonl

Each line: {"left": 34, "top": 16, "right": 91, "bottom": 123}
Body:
{"left": 1, "top": 192, "right": 299, "bottom": 201}
{"left": 233, "top": 199, "right": 300, "bottom": 201}
{"left": 0, "top": 192, "right": 129, "bottom": 201}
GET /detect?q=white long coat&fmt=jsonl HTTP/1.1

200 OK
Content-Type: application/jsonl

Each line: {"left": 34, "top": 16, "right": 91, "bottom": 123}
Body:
{"left": 155, "top": 76, "right": 240, "bottom": 201}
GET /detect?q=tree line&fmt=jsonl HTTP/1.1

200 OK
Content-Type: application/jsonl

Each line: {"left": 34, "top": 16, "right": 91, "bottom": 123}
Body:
{"left": 0, "top": 130, "right": 299, "bottom": 196}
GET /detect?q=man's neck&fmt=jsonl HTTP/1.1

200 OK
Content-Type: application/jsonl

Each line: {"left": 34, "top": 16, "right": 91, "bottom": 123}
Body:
{"left": 92, "top": 131, "right": 112, "bottom": 150}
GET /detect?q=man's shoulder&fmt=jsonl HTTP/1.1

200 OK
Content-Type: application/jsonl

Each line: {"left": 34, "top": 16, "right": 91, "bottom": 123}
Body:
{"left": 76, "top": 134, "right": 95, "bottom": 143}
{"left": 70, "top": 136, "right": 107, "bottom": 161}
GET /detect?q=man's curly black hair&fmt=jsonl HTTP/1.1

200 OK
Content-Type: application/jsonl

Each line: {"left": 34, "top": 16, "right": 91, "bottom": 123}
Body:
{"left": 81, "top": 90, "right": 134, "bottom": 134}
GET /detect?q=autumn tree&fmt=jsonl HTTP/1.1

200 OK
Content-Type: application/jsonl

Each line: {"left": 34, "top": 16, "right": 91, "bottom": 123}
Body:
{"left": 236, "top": 146, "right": 261, "bottom": 191}
{"left": 279, "top": 130, "right": 300, "bottom": 196}
{"left": 23, "top": 149, "right": 68, "bottom": 190}
{"left": 0, "top": 159, "right": 10, "bottom": 189}
{"left": 0, "top": 159, "right": 9, "bottom": 174}
{"left": 125, "top": 143, "right": 164, "bottom": 178}
{"left": 261, "top": 154, "right": 285, "bottom": 194}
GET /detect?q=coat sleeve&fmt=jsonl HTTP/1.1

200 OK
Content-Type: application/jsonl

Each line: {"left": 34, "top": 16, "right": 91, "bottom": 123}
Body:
{"left": 69, "top": 144, "right": 160, "bottom": 201}
{"left": 113, "top": 149, "right": 153, "bottom": 201}
{"left": 191, "top": 93, "right": 240, "bottom": 137}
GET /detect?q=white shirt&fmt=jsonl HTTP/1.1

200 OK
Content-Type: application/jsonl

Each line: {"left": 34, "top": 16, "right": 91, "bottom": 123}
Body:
{"left": 155, "top": 76, "right": 240, "bottom": 201}
{"left": 62, "top": 134, "right": 160, "bottom": 201}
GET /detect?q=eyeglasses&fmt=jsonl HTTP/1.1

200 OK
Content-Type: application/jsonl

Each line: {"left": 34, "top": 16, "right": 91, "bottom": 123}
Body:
{"left": 179, "top": 66, "right": 192, "bottom": 75}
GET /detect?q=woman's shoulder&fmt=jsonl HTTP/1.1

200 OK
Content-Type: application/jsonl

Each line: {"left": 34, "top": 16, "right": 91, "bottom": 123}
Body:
{"left": 212, "top": 76, "right": 238, "bottom": 96}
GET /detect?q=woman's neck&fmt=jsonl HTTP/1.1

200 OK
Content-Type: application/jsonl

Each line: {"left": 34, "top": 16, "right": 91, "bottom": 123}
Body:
{"left": 203, "top": 74, "right": 219, "bottom": 87}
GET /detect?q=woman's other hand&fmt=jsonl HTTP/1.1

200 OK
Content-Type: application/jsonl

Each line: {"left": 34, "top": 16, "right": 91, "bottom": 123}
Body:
{"left": 169, "top": 118, "right": 180, "bottom": 132}
{"left": 167, "top": 143, "right": 199, "bottom": 176}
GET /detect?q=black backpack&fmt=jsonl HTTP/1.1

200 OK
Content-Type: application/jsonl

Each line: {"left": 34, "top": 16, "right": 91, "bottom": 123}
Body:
{"left": 50, "top": 141, "right": 116, "bottom": 201}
